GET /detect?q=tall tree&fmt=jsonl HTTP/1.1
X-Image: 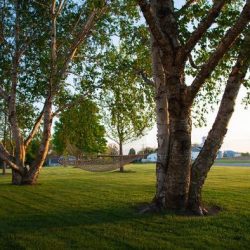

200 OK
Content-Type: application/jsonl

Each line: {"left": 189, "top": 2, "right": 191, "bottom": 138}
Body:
{"left": 64, "top": 1, "right": 154, "bottom": 172}
{"left": 138, "top": 0, "right": 250, "bottom": 213}
{"left": 0, "top": 0, "right": 108, "bottom": 185}
{"left": 128, "top": 148, "right": 136, "bottom": 155}
{"left": 100, "top": 47, "right": 155, "bottom": 172}
{"left": 103, "top": 89, "right": 154, "bottom": 172}
{"left": 53, "top": 98, "right": 107, "bottom": 156}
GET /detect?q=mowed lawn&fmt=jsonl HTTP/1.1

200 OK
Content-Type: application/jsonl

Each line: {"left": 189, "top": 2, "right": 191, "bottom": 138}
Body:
{"left": 0, "top": 165, "right": 249, "bottom": 250}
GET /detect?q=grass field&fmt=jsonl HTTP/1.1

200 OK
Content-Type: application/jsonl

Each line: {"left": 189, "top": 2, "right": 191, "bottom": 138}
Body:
{"left": 215, "top": 158, "right": 250, "bottom": 164}
{"left": 0, "top": 164, "right": 249, "bottom": 250}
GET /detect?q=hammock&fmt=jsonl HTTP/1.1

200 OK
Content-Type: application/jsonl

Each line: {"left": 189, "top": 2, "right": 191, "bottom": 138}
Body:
{"left": 58, "top": 155, "right": 144, "bottom": 172}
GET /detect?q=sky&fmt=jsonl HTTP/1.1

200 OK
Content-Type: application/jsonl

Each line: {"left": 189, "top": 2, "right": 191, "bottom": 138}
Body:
{"left": 122, "top": 87, "right": 250, "bottom": 154}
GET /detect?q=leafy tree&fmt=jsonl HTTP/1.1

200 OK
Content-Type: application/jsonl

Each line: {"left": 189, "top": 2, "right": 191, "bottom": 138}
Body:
{"left": 0, "top": 0, "right": 109, "bottom": 185}
{"left": 138, "top": 147, "right": 156, "bottom": 155}
{"left": 55, "top": 1, "right": 153, "bottom": 172}
{"left": 99, "top": 44, "right": 154, "bottom": 172}
{"left": 25, "top": 139, "right": 41, "bottom": 166}
{"left": 138, "top": 0, "right": 250, "bottom": 214}
{"left": 103, "top": 90, "right": 154, "bottom": 171}
{"left": 241, "top": 152, "right": 250, "bottom": 157}
{"left": 128, "top": 148, "right": 136, "bottom": 155}
{"left": 53, "top": 98, "right": 106, "bottom": 156}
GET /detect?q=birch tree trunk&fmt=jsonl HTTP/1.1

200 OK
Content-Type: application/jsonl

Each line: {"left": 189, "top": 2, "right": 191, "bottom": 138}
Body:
{"left": 10, "top": 0, "right": 26, "bottom": 185}
{"left": 139, "top": 0, "right": 250, "bottom": 213}
{"left": 151, "top": 37, "right": 169, "bottom": 208}
{"left": 164, "top": 76, "right": 192, "bottom": 210}
{"left": 20, "top": 0, "right": 57, "bottom": 184}
{"left": 188, "top": 51, "right": 250, "bottom": 215}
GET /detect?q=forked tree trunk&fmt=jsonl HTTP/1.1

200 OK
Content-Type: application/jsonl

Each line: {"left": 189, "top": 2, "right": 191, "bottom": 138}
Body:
{"left": 188, "top": 52, "right": 249, "bottom": 215}
{"left": 22, "top": 100, "right": 53, "bottom": 185}
{"left": 151, "top": 37, "right": 169, "bottom": 208}
{"left": 12, "top": 169, "right": 23, "bottom": 185}
{"left": 8, "top": 99, "right": 53, "bottom": 185}
{"left": 139, "top": 0, "right": 250, "bottom": 214}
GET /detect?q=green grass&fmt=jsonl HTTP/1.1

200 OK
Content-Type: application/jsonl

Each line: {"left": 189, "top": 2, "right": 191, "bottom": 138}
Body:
{"left": 215, "top": 159, "right": 250, "bottom": 164}
{"left": 0, "top": 165, "right": 249, "bottom": 250}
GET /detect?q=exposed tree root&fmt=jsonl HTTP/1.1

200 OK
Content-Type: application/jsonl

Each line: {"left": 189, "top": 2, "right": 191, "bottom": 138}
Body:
{"left": 136, "top": 202, "right": 164, "bottom": 214}
{"left": 136, "top": 202, "right": 222, "bottom": 216}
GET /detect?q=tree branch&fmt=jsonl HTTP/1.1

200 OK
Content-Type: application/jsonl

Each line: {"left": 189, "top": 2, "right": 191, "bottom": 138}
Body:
{"left": 59, "top": 7, "right": 106, "bottom": 80}
{"left": 52, "top": 95, "right": 85, "bottom": 118}
{"left": 24, "top": 105, "right": 45, "bottom": 148}
{"left": 188, "top": 0, "right": 250, "bottom": 103}
{"left": 138, "top": 70, "right": 155, "bottom": 87}
{"left": 56, "top": 0, "right": 66, "bottom": 17}
{"left": 188, "top": 54, "right": 200, "bottom": 69}
{"left": 189, "top": 41, "right": 250, "bottom": 211}
{"left": 133, "top": 66, "right": 155, "bottom": 87}
{"left": 0, "top": 142, "right": 20, "bottom": 172}
{"left": 137, "top": 0, "right": 170, "bottom": 54}
{"left": 177, "top": 0, "right": 227, "bottom": 64}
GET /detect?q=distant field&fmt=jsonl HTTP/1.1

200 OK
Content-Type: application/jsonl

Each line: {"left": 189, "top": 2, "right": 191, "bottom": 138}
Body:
{"left": 0, "top": 165, "right": 250, "bottom": 249}
{"left": 214, "top": 158, "right": 250, "bottom": 166}
{"left": 215, "top": 157, "right": 250, "bottom": 164}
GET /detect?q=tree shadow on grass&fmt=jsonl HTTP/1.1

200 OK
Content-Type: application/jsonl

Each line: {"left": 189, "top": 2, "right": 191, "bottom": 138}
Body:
{"left": 111, "top": 170, "right": 137, "bottom": 174}
{"left": 0, "top": 205, "right": 152, "bottom": 234}
{"left": 0, "top": 173, "right": 11, "bottom": 178}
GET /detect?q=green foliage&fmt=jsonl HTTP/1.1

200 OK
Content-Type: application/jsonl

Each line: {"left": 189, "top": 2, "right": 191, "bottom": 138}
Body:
{"left": 25, "top": 139, "right": 41, "bottom": 165}
{"left": 128, "top": 148, "right": 136, "bottom": 155}
{"left": 53, "top": 98, "right": 106, "bottom": 156}
{"left": 99, "top": 42, "right": 154, "bottom": 145}
{"left": 241, "top": 152, "right": 250, "bottom": 157}
{"left": 68, "top": 1, "right": 154, "bottom": 148}
{"left": 0, "top": 0, "right": 138, "bottom": 141}
{"left": 175, "top": 0, "right": 248, "bottom": 126}
{"left": 137, "top": 146, "right": 156, "bottom": 155}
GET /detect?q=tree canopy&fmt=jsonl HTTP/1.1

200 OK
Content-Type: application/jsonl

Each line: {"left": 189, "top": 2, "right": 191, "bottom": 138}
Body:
{"left": 53, "top": 98, "right": 106, "bottom": 156}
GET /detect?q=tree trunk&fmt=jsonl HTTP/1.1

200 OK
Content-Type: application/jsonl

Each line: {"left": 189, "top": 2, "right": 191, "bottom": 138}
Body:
{"left": 19, "top": 2, "right": 57, "bottom": 185}
{"left": 119, "top": 141, "right": 124, "bottom": 172}
{"left": 2, "top": 162, "right": 6, "bottom": 175}
{"left": 188, "top": 53, "right": 249, "bottom": 215}
{"left": 11, "top": 144, "right": 26, "bottom": 185}
{"left": 151, "top": 37, "right": 169, "bottom": 208}
{"left": 21, "top": 99, "right": 53, "bottom": 185}
{"left": 12, "top": 169, "right": 23, "bottom": 185}
{"left": 139, "top": 0, "right": 250, "bottom": 214}
{"left": 164, "top": 106, "right": 192, "bottom": 210}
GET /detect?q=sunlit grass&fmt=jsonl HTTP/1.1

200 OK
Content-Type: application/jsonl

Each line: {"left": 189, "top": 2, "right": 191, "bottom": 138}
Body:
{"left": 0, "top": 164, "right": 249, "bottom": 249}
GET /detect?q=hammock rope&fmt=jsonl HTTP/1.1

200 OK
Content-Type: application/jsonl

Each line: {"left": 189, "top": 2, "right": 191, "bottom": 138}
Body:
{"left": 58, "top": 155, "right": 144, "bottom": 172}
